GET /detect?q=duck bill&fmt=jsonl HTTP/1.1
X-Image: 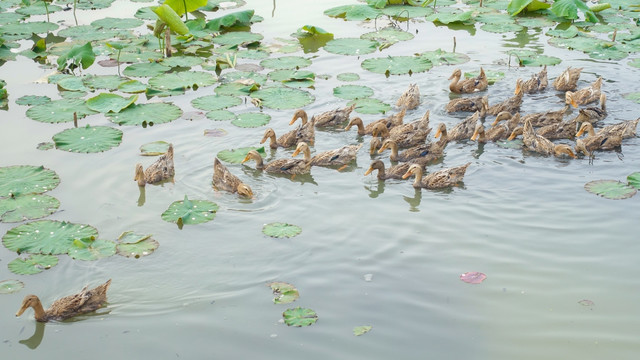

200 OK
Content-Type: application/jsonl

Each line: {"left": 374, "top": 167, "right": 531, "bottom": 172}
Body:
{"left": 15, "top": 303, "right": 28, "bottom": 317}
{"left": 401, "top": 171, "right": 412, "bottom": 180}
{"left": 434, "top": 128, "right": 442, "bottom": 139}
{"left": 288, "top": 116, "right": 297, "bottom": 126}
{"left": 507, "top": 132, "right": 517, "bottom": 141}
{"left": 514, "top": 82, "right": 521, "bottom": 95}
{"left": 241, "top": 155, "right": 251, "bottom": 163}
{"left": 364, "top": 167, "right": 374, "bottom": 176}
{"left": 291, "top": 149, "right": 301, "bottom": 157}
{"left": 470, "top": 129, "right": 479, "bottom": 141}
{"left": 377, "top": 144, "right": 388, "bottom": 154}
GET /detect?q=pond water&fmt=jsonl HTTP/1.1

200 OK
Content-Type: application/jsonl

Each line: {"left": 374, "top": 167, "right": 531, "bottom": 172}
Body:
{"left": 1, "top": 0, "right": 640, "bottom": 359}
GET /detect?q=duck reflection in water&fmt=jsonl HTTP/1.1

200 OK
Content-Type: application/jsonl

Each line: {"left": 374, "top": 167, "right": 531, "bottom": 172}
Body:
{"left": 19, "top": 322, "right": 44, "bottom": 349}
{"left": 404, "top": 188, "right": 422, "bottom": 212}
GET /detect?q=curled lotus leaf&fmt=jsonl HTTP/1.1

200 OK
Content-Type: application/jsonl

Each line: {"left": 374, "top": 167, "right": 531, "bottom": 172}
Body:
{"left": 8, "top": 254, "right": 58, "bottom": 275}
{"left": 0, "top": 279, "right": 24, "bottom": 294}
{"left": 283, "top": 307, "right": 318, "bottom": 327}
{"left": 0, "top": 194, "right": 60, "bottom": 223}
{"left": 53, "top": 125, "right": 123, "bottom": 153}
{"left": 0, "top": 165, "right": 60, "bottom": 198}
{"left": 262, "top": 222, "right": 302, "bottom": 238}
{"left": 107, "top": 103, "right": 183, "bottom": 126}
{"left": 116, "top": 236, "right": 159, "bottom": 258}
{"left": 584, "top": 180, "right": 637, "bottom": 200}
{"left": 268, "top": 282, "right": 300, "bottom": 304}
{"left": 251, "top": 87, "right": 315, "bottom": 110}
{"left": 26, "top": 99, "right": 98, "bottom": 124}
{"left": 627, "top": 173, "right": 640, "bottom": 189}
{"left": 2, "top": 220, "right": 99, "bottom": 255}
{"left": 161, "top": 195, "right": 219, "bottom": 225}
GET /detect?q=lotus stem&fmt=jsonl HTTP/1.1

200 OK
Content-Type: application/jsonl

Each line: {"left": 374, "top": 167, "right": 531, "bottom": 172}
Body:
{"left": 272, "top": 0, "right": 276, "bottom": 17}
{"left": 165, "top": 28, "right": 172, "bottom": 57}
{"left": 453, "top": 36, "right": 456, "bottom": 53}
{"left": 116, "top": 49, "right": 121, "bottom": 76}
{"left": 182, "top": 0, "right": 188, "bottom": 21}
{"left": 73, "top": 0, "right": 78, "bottom": 26}
{"left": 611, "top": 29, "right": 617, "bottom": 42}
{"left": 43, "top": 1, "right": 49, "bottom": 22}
{"left": 479, "top": 0, "right": 483, "bottom": 7}
{"left": 73, "top": 112, "right": 78, "bottom": 128}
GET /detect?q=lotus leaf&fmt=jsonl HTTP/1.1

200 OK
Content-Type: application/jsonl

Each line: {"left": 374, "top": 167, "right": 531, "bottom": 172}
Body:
{"left": 324, "top": 38, "right": 379, "bottom": 56}
{"left": 546, "top": 25, "right": 580, "bottom": 39}
{"left": 260, "top": 56, "right": 312, "bottom": 70}
{"left": 623, "top": 92, "right": 640, "bottom": 103}
{"left": 153, "top": 4, "right": 189, "bottom": 35}
{"left": 118, "top": 80, "right": 147, "bottom": 93}
{"left": 192, "top": 95, "right": 242, "bottom": 111}
{"left": 0, "top": 21, "right": 58, "bottom": 36}
{"left": 475, "top": 12, "right": 515, "bottom": 25}
{"left": 107, "top": 103, "right": 183, "bottom": 126}
{"left": 232, "top": 112, "right": 270, "bottom": 128}
{"left": 144, "top": 86, "right": 185, "bottom": 98}
{"left": 135, "top": 6, "right": 158, "bottom": 20}
{"left": 548, "top": 35, "right": 600, "bottom": 52}
{"left": 333, "top": 85, "right": 374, "bottom": 100}
{"left": 0, "top": 165, "right": 60, "bottom": 198}
{"left": 584, "top": 180, "right": 637, "bottom": 199}
{"left": 515, "top": 17, "right": 555, "bottom": 28}
{"left": 292, "top": 25, "right": 334, "bottom": 53}
{"left": 507, "top": 0, "right": 551, "bottom": 16}
{"left": 220, "top": 71, "right": 268, "bottom": 85}
{"left": 420, "top": 49, "right": 470, "bottom": 66}
{"left": 236, "top": 49, "right": 270, "bottom": 60}
{"left": 0, "top": 13, "right": 26, "bottom": 25}
{"left": 628, "top": 173, "right": 640, "bottom": 189}
{"left": 337, "top": 73, "right": 360, "bottom": 82}
{"left": 52, "top": 125, "right": 122, "bottom": 153}
{"left": 348, "top": 98, "right": 391, "bottom": 114}
{"left": 15, "top": 2, "right": 62, "bottom": 15}
{"left": 57, "top": 26, "right": 119, "bottom": 42}
{"left": 212, "top": 32, "right": 263, "bottom": 46}
{"left": 381, "top": 5, "right": 433, "bottom": 18}
{"left": 160, "top": 55, "right": 204, "bottom": 68}
{"left": 60, "top": 90, "right": 89, "bottom": 100}
{"left": 9, "top": 254, "right": 58, "bottom": 275}
{"left": 204, "top": 110, "right": 234, "bottom": 122}
{"left": 74, "top": 0, "right": 115, "bottom": 10}
{"left": 283, "top": 307, "right": 318, "bottom": 327}
{"left": 460, "top": 271, "right": 487, "bottom": 284}
{"left": 149, "top": 71, "right": 217, "bottom": 91}
{"left": 251, "top": 87, "right": 315, "bottom": 110}
{"left": 118, "top": 231, "right": 151, "bottom": 244}
{"left": 161, "top": 195, "right": 219, "bottom": 225}
{"left": 268, "top": 282, "right": 300, "bottom": 304}
{"left": 37, "top": 142, "right": 55, "bottom": 151}
{"left": 57, "top": 77, "right": 88, "bottom": 92}
{"left": 83, "top": 75, "right": 128, "bottom": 91}
{"left": 262, "top": 222, "right": 302, "bottom": 238}
{"left": 268, "top": 70, "right": 315, "bottom": 82}
{"left": 353, "top": 325, "right": 372, "bottom": 336}
{"left": 361, "top": 28, "right": 414, "bottom": 45}
{"left": 551, "top": 0, "right": 597, "bottom": 23}
{"left": 425, "top": 10, "right": 473, "bottom": 24}
{"left": 3, "top": 220, "right": 99, "bottom": 255}
{"left": 0, "top": 194, "right": 60, "bottom": 223}
{"left": 214, "top": 82, "right": 260, "bottom": 96}
{"left": 123, "top": 62, "right": 171, "bottom": 77}
{"left": 86, "top": 93, "right": 138, "bottom": 113}
{"left": 67, "top": 238, "right": 116, "bottom": 261}
{"left": 588, "top": 44, "right": 628, "bottom": 61}
{"left": 140, "top": 141, "right": 171, "bottom": 156}
{"left": 481, "top": 23, "right": 525, "bottom": 33}
{"left": 361, "top": 55, "right": 432, "bottom": 75}
{"left": 57, "top": 42, "right": 95, "bottom": 72}
{"left": 517, "top": 54, "right": 561, "bottom": 66}
{"left": 217, "top": 146, "right": 266, "bottom": 164}
{"left": 117, "top": 236, "right": 159, "bottom": 258}
{"left": 464, "top": 69, "right": 505, "bottom": 84}
{"left": 15, "top": 95, "right": 51, "bottom": 106}
{"left": 91, "top": 17, "right": 144, "bottom": 29}
{"left": 0, "top": 279, "right": 24, "bottom": 294}
{"left": 164, "top": 0, "right": 208, "bottom": 15}
{"left": 206, "top": 9, "right": 254, "bottom": 31}
{"left": 324, "top": 5, "right": 382, "bottom": 21}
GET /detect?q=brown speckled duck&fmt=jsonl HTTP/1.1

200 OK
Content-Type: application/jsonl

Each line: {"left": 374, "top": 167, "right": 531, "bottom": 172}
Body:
{"left": 515, "top": 119, "right": 576, "bottom": 158}
{"left": 291, "top": 105, "right": 355, "bottom": 128}
{"left": 517, "top": 65, "right": 548, "bottom": 94}
{"left": 487, "top": 83, "right": 523, "bottom": 115}
{"left": 344, "top": 108, "right": 406, "bottom": 136}
{"left": 134, "top": 144, "right": 174, "bottom": 186}
{"left": 449, "top": 68, "right": 488, "bottom": 94}
{"left": 521, "top": 106, "right": 568, "bottom": 127}
{"left": 364, "top": 159, "right": 412, "bottom": 180}
{"left": 448, "top": 111, "right": 483, "bottom": 141}
{"left": 288, "top": 112, "right": 316, "bottom": 145}
{"left": 396, "top": 83, "right": 420, "bottom": 110}
{"left": 576, "top": 94, "right": 607, "bottom": 124}
{"left": 310, "top": 144, "right": 362, "bottom": 167}
{"left": 553, "top": 66, "right": 583, "bottom": 91}
{"left": 371, "top": 110, "right": 431, "bottom": 148}
{"left": 574, "top": 122, "right": 623, "bottom": 154}
{"left": 595, "top": 118, "right": 640, "bottom": 139}
{"left": 242, "top": 142, "right": 312, "bottom": 175}
{"left": 444, "top": 95, "right": 488, "bottom": 113}
{"left": 260, "top": 127, "right": 306, "bottom": 149}
{"left": 402, "top": 163, "right": 471, "bottom": 189}
{"left": 565, "top": 77, "right": 602, "bottom": 107}
{"left": 213, "top": 158, "right": 252, "bottom": 197}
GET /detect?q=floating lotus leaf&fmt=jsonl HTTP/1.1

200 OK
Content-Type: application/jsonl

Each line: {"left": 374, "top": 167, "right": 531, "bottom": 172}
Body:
{"left": 236, "top": 49, "right": 270, "bottom": 60}
{"left": 623, "top": 92, "right": 640, "bottom": 103}
{"left": 0, "top": 279, "right": 24, "bottom": 294}
{"left": 148, "top": 71, "right": 217, "bottom": 91}
{"left": 160, "top": 56, "right": 204, "bottom": 68}
{"left": 0, "top": 13, "right": 26, "bottom": 25}
{"left": 57, "top": 25, "right": 119, "bottom": 42}
{"left": 283, "top": 307, "right": 318, "bottom": 327}
{"left": 333, "top": 85, "right": 374, "bottom": 100}
{"left": 546, "top": 25, "right": 580, "bottom": 39}
{"left": 420, "top": 49, "right": 470, "bottom": 66}
{"left": 107, "top": 103, "right": 183, "bottom": 126}
{"left": 324, "top": 5, "right": 381, "bottom": 21}
{"left": 217, "top": 146, "right": 266, "bottom": 164}
{"left": 588, "top": 44, "right": 628, "bottom": 61}
{"left": 425, "top": 10, "right": 473, "bottom": 24}
{"left": 268, "top": 281, "right": 299, "bottom": 304}
{"left": 91, "top": 17, "right": 144, "bottom": 29}
{"left": 15, "top": 95, "right": 51, "bottom": 106}
{"left": 3, "top": 220, "right": 99, "bottom": 255}
{"left": 26, "top": 99, "right": 97, "bottom": 124}
{"left": 53, "top": 125, "right": 123, "bottom": 153}
{"left": 86, "top": 93, "right": 137, "bottom": 113}
{"left": 481, "top": 23, "right": 525, "bottom": 33}
{"left": 353, "top": 325, "right": 372, "bottom": 336}
{"left": 57, "top": 77, "right": 88, "bottom": 92}
{"left": 517, "top": 54, "right": 562, "bottom": 66}
{"left": 0, "top": 165, "right": 60, "bottom": 198}
{"left": 361, "top": 55, "right": 432, "bottom": 75}
{"left": 232, "top": 112, "right": 270, "bottom": 128}
{"left": 268, "top": 69, "right": 315, "bottom": 82}
{"left": 627, "top": 173, "right": 640, "bottom": 189}
{"left": 464, "top": 69, "right": 505, "bottom": 84}
{"left": 627, "top": 57, "right": 640, "bottom": 70}
{"left": 214, "top": 82, "right": 259, "bottom": 96}
{"left": 161, "top": 195, "right": 219, "bottom": 225}
{"left": 37, "top": 142, "right": 55, "bottom": 151}
{"left": 460, "top": 271, "right": 487, "bottom": 284}
{"left": 551, "top": 0, "right": 597, "bottom": 23}
{"left": 212, "top": 32, "right": 263, "bottom": 46}
{"left": 15, "top": 2, "right": 62, "bottom": 15}
{"left": 117, "top": 231, "right": 151, "bottom": 244}
{"left": 475, "top": 12, "right": 515, "bottom": 24}
{"left": 123, "top": 62, "right": 170, "bottom": 77}
{"left": 145, "top": 88, "right": 187, "bottom": 100}
{"left": 515, "top": 17, "right": 555, "bottom": 28}
{"left": 8, "top": 254, "right": 59, "bottom": 275}
{"left": 324, "top": 38, "right": 379, "bottom": 56}
{"left": 134, "top": 6, "right": 157, "bottom": 20}
{"left": 83, "top": 75, "right": 128, "bottom": 91}
{"left": 337, "top": 73, "right": 360, "bottom": 82}
{"left": 67, "top": 238, "right": 116, "bottom": 261}
{"left": 220, "top": 71, "right": 268, "bottom": 85}
{"left": 140, "top": 141, "right": 171, "bottom": 156}
{"left": 507, "top": 0, "right": 550, "bottom": 16}
{"left": 117, "top": 235, "right": 159, "bottom": 257}
{"left": 118, "top": 80, "right": 147, "bottom": 93}
{"left": 548, "top": 34, "right": 600, "bottom": 52}
{"left": 192, "top": 95, "right": 242, "bottom": 111}
{"left": 361, "top": 27, "right": 414, "bottom": 45}
{"left": 74, "top": 0, "right": 115, "bottom": 10}
{"left": 260, "top": 56, "right": 312, "bottom": 70}
{"left": 262, "top": 222, "right": 302, "bottom": 238}
{"left": 381, "top": 5, "right": 433, "bottom": 18}
{"left": 0, "top": 21, "right": 58, "bottom": 36}
{"left": 251, "top": 87, "right": 315, "bottom": 110}
{"left": 0, "top": 194, "right": 60, "bottom": 223}
{"left": 348, "top": 98, "right": 391, "bottom": 114}
{"left": 60, "top": 90, "right": 88, "bottom": 99}
{"left": 584, "top": 180, "right": 637, "bottom": 199}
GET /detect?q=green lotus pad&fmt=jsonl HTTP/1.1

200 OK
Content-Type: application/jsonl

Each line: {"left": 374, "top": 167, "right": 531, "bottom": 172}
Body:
{"left": 16, "top": 2, "right": 62, "bottom": 16}
{"left": 37, "top": 142, "right": 55, "bottom": 151}
{"left": 161, "top": 195, "right": 219, "bottom": 225}
{"left": 283, "top": 307, "right": 318, "bottom": 327}
{"left": 26, "top": 99, "right": 98, "bottom": 124}
{"left": 250, "top": 87, "right": 315, "bottom": 110}
{"left": 53, "top": 125, "right": 123, "bottom": 153}
{"left": 361, "top": 56, "right": 432, "bottom": 75}
{"left": 91, "top": 17, "right": 144, "bottom": 29}
{"left": 333, "top": 85, "right": 374, "bottom": 100}
{"left": 232, "top": 112, "right": 271, "bottom": 128}
{"left": 192, "top": 95, "right": 242, "bottom": 111}
{"left": 337, "top": 73, "right": 360, "bottom": 82}
{"left": 116, "top": 231, "right": 158, "bottom": 258}
{"left": 86, "top": 93, "right": 138, "bottom": 113}
{"left": 212, "top": 32, "right": 263, "bottom": 46}
{"left": 324, "top": 5, "right": 381, "bottom": 21}
{"left": 217, "top": 146, "right": 266, "bottom": 164}
{"left": 206, "top": 110, "right": 236, "bottom": 121}
{"left": 160, "top": 55, "right": 204, "bottom": 68}
{"left": 57, "top": 77, "right": 88, "bottom": 92}
{"left": 628, "top": 173, "right": 640, "bottom": 189}
{"left": 220, "top": 71, "right": 268, "bottom": 85}
{"left": 260, "top": 56, "right": 312, "bottom": 70}
{"left": 584, "top": 180, "right": 637, "bottom": 200}
{"left": 8, "top": 254, "right": 58, "bottom": 275}
{"left": 262, "top": 222, "right": 302, "bottom": 238}
{"left": 353, "top": 325, "right": 372, "bottom": 336}
{"left": 2, "top": 220, "right": 99, "bottom": 255}
{"left": 0, "top": 279, "right": 24, "bottom": 294}
{"left": 67, "top": 238, "right": 116, "bottom": 261}
{"left": 123, "top": 62, "right": 171, "bottom": 77}
{"left": 118, "top": 80, "right": 147, "bottom": 93}
{"left": 214, "top": 82, "right": 260, "bottom": 96}
{"left": 267, "top": 282, "right": 299, "bottom": 304}
{"left": 148, "top": 71, "right": 217, "bottom": 91}
{"left": 361, "top": 27, "right": 415, "bottom": 45}
{"left": 140, "top": 141, "right": 171, "bottom": 156}
{"left": 0, "top": 165, "right": 60, "bottom": 198}
{"left": 83, "top": 75, "right": 129, "bottom": 91}
{"left": 381, "top": 5, "right": 433, "bottom": 18}
{"left": 324, "top": 38, "right": 379, "bottom": 56}
{"left": 15, "top": 95, "right": 51, "bottom": 106}
{"left": 107, "top": 103, "right": 183, "bottom": 126}
{"left": 420, "top": 49, "right": 470, "bottom": 66}
{"left": 348, "top": 98, "right": 391, "bottom": 114}
{"left": 0, "top": 194, "right": 60, "bottom": 223}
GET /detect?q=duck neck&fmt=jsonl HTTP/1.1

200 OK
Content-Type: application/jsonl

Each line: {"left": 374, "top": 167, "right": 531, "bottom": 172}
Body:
{"left": 449, "top": 75, "right": 461, "bottom": 92}
{"left": 31, "top": 298, "right": 47, "bottom": 322}
{"left": 585, "top": 124, "right": 596, "bottom": 137}
{"left": 268, "top": 133, "right": 278, "bottom": 149}
{"left": 376, "top": 165, "right": 386, "bottom": 180}
{"left": 389, "top": 142, "right": 399, "bottom": 161}
{"left": 411, "top": 167, "right": 424, "bottom": 188}
{"left": 301, "top": 147, "right": 311, "bottom": 162}
{"left": 253, "top": 154, "right": 264, "bottom": 169}
{"left": 134, "top": 165, "right": 146, "bottom": 187}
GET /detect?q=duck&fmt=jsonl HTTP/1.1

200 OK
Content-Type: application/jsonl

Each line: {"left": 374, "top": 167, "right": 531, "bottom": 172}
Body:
{"left": 396, "top": 83, "right": 420, "bottom": 110}
{"left": 471, "top": 122, "right": 507, "bottom": 142}
{"left": 448, "top": 68, "right": 488, "bottom": 94}
{"left": 515, "top": 118, "right": 577, "bottom": 158}
{"left": 310, "top": 144, "right": 362, "bottom": 167}
{"left": 448, "top": 111, "right": 482, "bottom": 141}
{"left": 594, "top": 118, "right": 639, "bottom": 139}
{"left": 134, "top": 144, "right": 174, "bottom": 186}
{"left": 565, "top": 77, "right": 602, "bottom": 107}
{"left": 213, "top": 158, "right": 253, "bottom": 197}
{"left": 364, "top": 160, "right": 413, "bottom": 180}
{"left": 378, "top": 139, "right": 436, "bottom": 163}
{"left": 291, "top": 105, "right": 355, "bottom": 128}
{"left": 369, "top": 137, "right": 382, "bottom": 155}
{"left": 370, "top": 110, "right": 431, "bottom": 148}
{"left": 489, "top": 111, "right": 521, "bottom": 136}
{"left": 517, "top": 65, "right": 548, "bottom": 94}
{"left": 575, "top": 94, "right": 607, "bottom": 124}
{"left": 260, "top": 127, "right": 307, "bottom": 149}
{"left": 344, "top": 109, "right": 406, "bottom": 136}
{"left": 521, "top": 105, "right": 568, "bottom": 127}
{"left": 535, "top": 113, "right": 580, "bottom": 140}
{"left": 487, "top": 83, "right": 524, "bottom": 115}
{"left": 242, "top": 142, "right": 312, "bottom": 175}
{"left": 444, "top": 95, "right": 488, "bottom": 113}
{"left": 574, "top": 122, "right": 623, "bottom": 152}
{"left": 553, "top": 66, "right": 583, "bottom": 91}
{"left": 288, "top": 112, "right": 316, "bottom": 145}
{"left": 402, "top": 162, "right": 471, "bottom": 189}
{"left": 16, "top": 279, "right": 111, "bottom": 322}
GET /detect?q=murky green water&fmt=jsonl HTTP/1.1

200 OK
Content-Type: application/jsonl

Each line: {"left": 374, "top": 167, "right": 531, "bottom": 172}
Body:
{"left": 1, "top": 0, "right": 639, "bottom": 359}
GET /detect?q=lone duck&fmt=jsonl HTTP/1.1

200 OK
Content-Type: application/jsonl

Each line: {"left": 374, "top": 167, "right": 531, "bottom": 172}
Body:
{"left": 134, "top": 144, "right": 174, "bottom": 186}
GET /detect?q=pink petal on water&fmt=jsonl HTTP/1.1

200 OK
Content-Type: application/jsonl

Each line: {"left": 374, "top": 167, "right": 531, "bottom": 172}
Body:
{"left": 578, "top": 299, "right": 594, "bottom": 306}
{"left": 460, "top": 272, "right": 486, "bottom": 284}
{"left": 204, "top": 128, "right": 228, "bottom": 137}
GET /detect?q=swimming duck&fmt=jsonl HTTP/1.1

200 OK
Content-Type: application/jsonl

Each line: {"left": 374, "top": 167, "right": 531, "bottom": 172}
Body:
{"left": 402, "top": 162, "right": 471, "bottom": 189}
{"left": 521, "top": 105, "right": 568, "bottom": 127}
{"left": 288, "top": 112, "right": 316, "bottom": 145}
{"left": 371, "top": 110, "right": 431, "bottom": 148}
{"left": 516, "top": 119, "right": 577, "bottom": 158}
{"left": 448, "top": 111, "right": 482, "bottom": 141}
{"left": 575, "top": 94, "right": 607, "bottom": 124}
{"left": 575, "top": 122, "right": 623, "bottom": 152}
{"left": 310, "top": 144, "right": 362, "bottom": 167}
{"left": 134, "top": 144, "right": 175, "bottom": 186}
{"left": 489, "top": 111, "right": 521, "bottom": 136}
{"left": 444, "top": 95, "right": 488, "bottom": 113}
{"left": 553, "top": 66, "right": 583, "bottom": 91}
{"left": 396, "top": 83, "right": 420, "bottom": 110}
{"left": 594, "top": 118, "right": 640, "bottom": 139}
{"left": 517, "top": 65, "right": 548, "bottom": 94}
{"left": 364, "top": 159, "right": 413, "bottom": 180}
{"left": 344, "top": 109, "right": 406, "bottom": 136}
{"left": 378, "top": 139, "right": 438, "bottom": 163}
{"left": 449, "top": 68, "right": 488, "bottom": 94}
{"left": 213, "top": 158, "right": 252, "bottom": 197}
{"left": 291, "top": 105, "right": 355, "bottom": 128}
{"left": 535, "top": 113, "right": 581, "bottom": 140}
{"left": 471, "top": 122, "right": 507, "bottom": 142}
{"left": 16, "top": 279, "right": 111, "bottom": 322}
{"left": 487, "top": 84, "right": 524, "bottom": 115}
{"left": 260, "top": 127, "right": 308, "bottom": 149}
{"left": 369, "top": 137, "right": 382, "bottom": 155}
{"left": 242, "top": 142, "right": 312, "bottom": 175}
{"left": 565, "top": 77, "right": 602, "bottom": 107}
